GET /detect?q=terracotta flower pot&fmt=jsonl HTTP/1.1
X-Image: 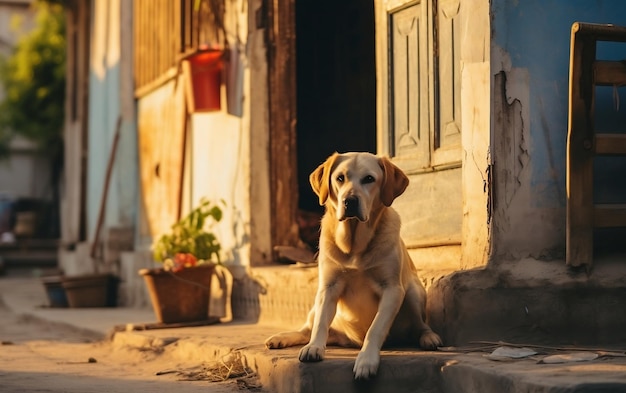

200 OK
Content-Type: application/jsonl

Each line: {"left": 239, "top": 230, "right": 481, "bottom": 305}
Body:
{"left": 139, "top": 264, "right": 215, "bottom": 324}
{"left": 41, "top": 275, "right": 68, "bottom": 308}
{"left": 61, "top": 273, "right": 119, "bottom": 308}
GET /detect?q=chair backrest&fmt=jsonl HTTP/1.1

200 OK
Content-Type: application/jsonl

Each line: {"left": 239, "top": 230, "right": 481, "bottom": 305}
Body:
{"left": 566, "top": 22, "right": 626, "bottom": 269}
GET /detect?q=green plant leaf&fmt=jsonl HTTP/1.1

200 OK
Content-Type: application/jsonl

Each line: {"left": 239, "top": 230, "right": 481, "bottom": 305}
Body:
{"left": 151, "top": 199, "right": 225, "bottom": 265}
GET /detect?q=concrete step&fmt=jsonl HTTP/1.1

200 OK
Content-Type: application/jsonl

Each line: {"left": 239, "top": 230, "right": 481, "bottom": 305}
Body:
{"left": 3, "top": 275, "right": 626, "bottom": 392}
{"left": 429, "top": 259, "right": 626, "bottom": 347}
{"left": 111, "top": 322, "right": 626, "bottom": 393}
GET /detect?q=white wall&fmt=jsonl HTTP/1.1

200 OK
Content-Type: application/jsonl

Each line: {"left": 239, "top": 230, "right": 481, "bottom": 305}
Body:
{"left": 191, "top": 113, "right": 250, "bottom": 266}
{"left": 187, "top": 0, "right": 272, "bottom": 268}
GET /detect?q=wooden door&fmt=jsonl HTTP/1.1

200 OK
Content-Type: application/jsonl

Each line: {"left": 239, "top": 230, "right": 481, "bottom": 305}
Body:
{"left": 267, "top": 0, "right": 300, "bottom": 257}
{"left": 376, "top": 0, "right": 463, "bottom": 270}
{"left": 62, "top": 0, "right": 91, "bottom": 244}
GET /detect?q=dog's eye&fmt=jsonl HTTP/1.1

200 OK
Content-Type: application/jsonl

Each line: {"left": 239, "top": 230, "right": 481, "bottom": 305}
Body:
{"left": 362, "top": 175, "right": 375, "bottom": 184}
{"left": 336, "top": 174, "right": 345, "bottom": 183}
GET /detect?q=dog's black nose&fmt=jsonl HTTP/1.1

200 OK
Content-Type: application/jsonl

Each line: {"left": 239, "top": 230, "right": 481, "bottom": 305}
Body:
{"left": 344, "top": 196, "right": 360, "bottom": 217}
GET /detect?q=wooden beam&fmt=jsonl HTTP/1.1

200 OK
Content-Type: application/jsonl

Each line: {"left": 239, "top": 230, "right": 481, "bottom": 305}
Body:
{"left": 572, "top": 22, "right": 626, "bottom": 42}
{"left": 566, "top": 25, "right": 596, "bottom": 267}
{"left": 595, "top": 133, "right": 626, "bottom": 155}
{"left": 267, "top": 0, "right": 300, "bottom": 258}
{"left": 594, "top": 60, "right": 626, "bottom": 86}
{"left": 90, "top": 117, "right": 122, "bottom": 259}
{"left": 594, "top": 204, "right": 626, "bottom": 228}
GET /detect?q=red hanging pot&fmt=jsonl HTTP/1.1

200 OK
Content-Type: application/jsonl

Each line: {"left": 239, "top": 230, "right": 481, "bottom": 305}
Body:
{"left": 184, "top": 49, "right": 223, "bottom": 112}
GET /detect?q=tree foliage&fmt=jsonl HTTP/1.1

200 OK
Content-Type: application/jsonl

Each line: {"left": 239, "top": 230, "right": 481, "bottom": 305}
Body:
{"left": 0, "top": 1, "right": 66, "bottom": 160}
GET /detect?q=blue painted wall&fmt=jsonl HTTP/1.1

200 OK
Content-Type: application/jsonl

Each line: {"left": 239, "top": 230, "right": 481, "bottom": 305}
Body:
{"left": 86, "top": 0, "right": 137, "bottom": 243}
{"left": 492, "top": 0, "right": 626, "bottom": 209}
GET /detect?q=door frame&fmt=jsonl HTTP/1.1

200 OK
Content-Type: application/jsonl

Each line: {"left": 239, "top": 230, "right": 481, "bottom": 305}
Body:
{"left": 267, "top": 0, "right": 300, "bottom": 254}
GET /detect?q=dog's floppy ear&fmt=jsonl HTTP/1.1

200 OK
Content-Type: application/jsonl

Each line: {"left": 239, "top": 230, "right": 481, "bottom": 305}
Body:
{"left": 379, "top": 156, "right": 409, "bottom": 206}
{"left": 310, "top": 152, "right": 340, "bottom": 205}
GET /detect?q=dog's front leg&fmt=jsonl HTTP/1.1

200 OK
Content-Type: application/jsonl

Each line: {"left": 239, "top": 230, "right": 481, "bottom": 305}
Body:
{"left": 405, "top": 280, "right": 443, "bottom": 349}
{"left": 299, "top": 280, "right": 344, "bottom": 362}
{"left": 353, "top": 284, "right": 404, "bottom": 379}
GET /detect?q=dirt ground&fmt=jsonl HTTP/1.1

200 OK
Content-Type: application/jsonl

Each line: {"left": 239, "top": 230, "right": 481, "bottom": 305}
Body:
{"left": 0, "top": 299, "right": 262, "bottom": 392}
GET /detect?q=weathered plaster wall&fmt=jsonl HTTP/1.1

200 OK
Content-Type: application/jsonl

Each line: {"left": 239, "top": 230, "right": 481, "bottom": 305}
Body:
{"left": 87, "top": 0, "right": 137, "bottom": 240}
{"left": 459, "top": 0, "right": 491, "bottom": 269}
{"left": 490, "top": 0, "right": 626, "bottom": 260}
{"left": 191, "top": 113, "right": 250, "bottom": 266}
{"left": 189, "top": 0, "right": 270, "bottom": 268}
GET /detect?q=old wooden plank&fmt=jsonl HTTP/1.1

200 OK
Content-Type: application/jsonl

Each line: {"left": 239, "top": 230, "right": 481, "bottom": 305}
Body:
{"left": 135, "top": 0, "right": 219, "bottom": 95}
{"left": 390, "top": 3, "right": 431, "bottom": 167}
{"left": 134, "top": 0, "right": 145, "bottom": 88}
{"left": 572, "top": 22, "right": 626, "bottom": 42}
{"left": 183, "top": 0, "right": 191, "bottom": 51}
{"left": 113, "top": 317, "right": 220, "bottom": 333}
{"left": 62, "top": 6, "right": 79, "bottom": 243}
{"left": 594, "top": 60, "right": 626, "bottom": 86}
{"left": 62, "top": 1, "right": 91, "bottom": 243}
{"left": 594, "top": 133, "right": 626, "bottom": 155}
{"left": 594, "top": 204, "right": 626, "bottom": 228}
{"left": 435, "top": 0, "right": 462, "bottom": 155}
{"left": 566, "top": 28, "right": 596, "bottom": 267}
{"left": 150, "top": 0, "right": 157, "bottom": 84}
{"left": 137, "top": 76, "right": 187, "bottom": 239}
{"left": 567, "top": 23, "right": 626, "bottom": 267}
{"left": 267, "top": 0, "right": 300, "bottom": 256}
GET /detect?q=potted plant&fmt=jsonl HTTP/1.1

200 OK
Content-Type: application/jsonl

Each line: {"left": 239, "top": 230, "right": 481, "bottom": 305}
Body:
{"left": 139, "top": 198, "right": 224, "bottom": 324}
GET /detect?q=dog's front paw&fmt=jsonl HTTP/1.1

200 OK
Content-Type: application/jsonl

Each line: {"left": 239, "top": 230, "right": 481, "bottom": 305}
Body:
{"left": 265, "top": 331, "right": 307, "bottom": 349}
{"left": 353, "top": 350, "right": 380, "bottom": 380}
{"left": 298, "top": 344, "right": 325, "bottom": 362}
{"left": 265, "top": 335, "right": 287, "bottom": 349}
{"left": 419, "top": 330, "right": 443, "bottom": 350}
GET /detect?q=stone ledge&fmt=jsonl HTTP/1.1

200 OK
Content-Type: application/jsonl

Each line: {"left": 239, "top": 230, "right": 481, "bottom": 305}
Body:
{"left": 428, "top": 258, "right": 626, "bottom": 346}
{"left": 112, "top": 322, "right": 626, "bottom": 393}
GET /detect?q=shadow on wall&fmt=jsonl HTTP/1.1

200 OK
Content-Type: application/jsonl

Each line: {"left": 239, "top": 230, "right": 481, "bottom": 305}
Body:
{"left": 230, "top": 273, "right": 265, "bottom": 322}
{"left": 229, "top": 266, "right": 317, "bottom": 329}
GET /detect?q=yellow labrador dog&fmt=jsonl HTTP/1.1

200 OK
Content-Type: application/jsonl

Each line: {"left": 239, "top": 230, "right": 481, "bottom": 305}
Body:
{"left": 265, "top": 152, "right": 442, "bottom": 379}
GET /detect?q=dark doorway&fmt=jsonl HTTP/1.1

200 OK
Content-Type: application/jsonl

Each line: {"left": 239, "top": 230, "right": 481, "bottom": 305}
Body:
{"left": 295, "top": 0, "right": 377, "bottom": 233}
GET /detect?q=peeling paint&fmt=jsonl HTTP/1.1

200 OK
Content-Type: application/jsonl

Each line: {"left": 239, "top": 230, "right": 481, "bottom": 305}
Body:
{"left": 491, "top": 45, "right": 512, "bottom": 75}
{"left": 493, "top": 70, "right": 529, "bottom": 208}
{"left": 486, "top": 163, "right": 492, "bottom": 228}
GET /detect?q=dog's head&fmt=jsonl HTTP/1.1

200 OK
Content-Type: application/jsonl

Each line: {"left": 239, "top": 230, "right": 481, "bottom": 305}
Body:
{"left": 309, "top": 152, "right": 409, "bottom": 222}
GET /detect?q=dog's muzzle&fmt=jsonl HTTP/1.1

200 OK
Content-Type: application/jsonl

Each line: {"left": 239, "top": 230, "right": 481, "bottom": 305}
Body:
{"left": 342, "top": 196, "right": 365, "bottom": 221}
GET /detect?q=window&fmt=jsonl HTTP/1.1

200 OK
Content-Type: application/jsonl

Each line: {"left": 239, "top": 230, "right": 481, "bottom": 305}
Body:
{"left": 386, "top": 0, "right": 462, "bottom": 169}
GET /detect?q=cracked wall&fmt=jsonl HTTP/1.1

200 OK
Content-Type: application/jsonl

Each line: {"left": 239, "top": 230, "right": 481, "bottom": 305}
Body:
{"left": 490, "top": 67, "right": 563, "bottom": 260}
{"left": 461, "top": 62, "right": 491, "bottom": 269}
{"left": 489, "top": 0, "right": 626, "bottom": 261}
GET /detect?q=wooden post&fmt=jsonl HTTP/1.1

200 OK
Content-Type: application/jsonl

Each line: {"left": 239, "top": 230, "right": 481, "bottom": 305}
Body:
{"left": 90, "top": 117, "right": 122, "bottom": 260}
